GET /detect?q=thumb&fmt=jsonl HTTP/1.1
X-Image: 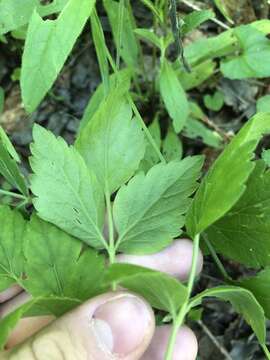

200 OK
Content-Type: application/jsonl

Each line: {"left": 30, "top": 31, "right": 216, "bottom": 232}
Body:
{"left": 4, "top": 292, "right": 155, "bottom": 360}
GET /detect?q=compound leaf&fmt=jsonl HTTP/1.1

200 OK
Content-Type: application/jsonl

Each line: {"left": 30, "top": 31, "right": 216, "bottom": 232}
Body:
{"left": 114, "top": 157, "right": 203, "bottom": 254}
{"left": 30, "top": 125, "right": 106, "bottom": 249}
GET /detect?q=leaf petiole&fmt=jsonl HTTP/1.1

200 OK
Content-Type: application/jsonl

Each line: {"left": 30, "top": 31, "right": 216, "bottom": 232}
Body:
{"left": 105, "top": 187, "right": 115, "bottom": 265}
{"left": 0, "top": 189, "right": 28, "bottom": 201}
{"left": 128, "top": 96, "right": 166, "bottom": 164}
{"left": 203, "top": 235, "right": 232, "bottom": 282}
{"left": 165, "top": 233, "right": 200, "bottom": 360}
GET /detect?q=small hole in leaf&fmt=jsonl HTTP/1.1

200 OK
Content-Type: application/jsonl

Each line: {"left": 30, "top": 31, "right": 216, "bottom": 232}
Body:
{"left": 76, "top": 218, "right": 82, "bottom": 225}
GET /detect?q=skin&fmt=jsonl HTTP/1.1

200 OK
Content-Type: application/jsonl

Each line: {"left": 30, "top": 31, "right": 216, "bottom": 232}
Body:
{"left": 0, "top": 239, "right": 203, "bottom": 360}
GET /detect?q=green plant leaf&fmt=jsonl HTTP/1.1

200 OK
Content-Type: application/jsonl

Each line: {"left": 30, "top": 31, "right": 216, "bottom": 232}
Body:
{"left": 114, "top": 157, "right": 203, "bottom": 254}
{"left": 190, "top": 286, "right": 266, "bottom": 345}
{"left": 76, "top": 86, "right": 145, "bottom": 194}
{"left": 239, "top": 268, "right": 270, "bottom": 319}
{"left": 221, "top": 25, "right": 270, "bottom": 79}
{"left": 0, "top": 0, "right": 69, "bottom": 35}
{"left": 139, "top": 117, "right": 161, "bottom": 172}
{"left": 178, "top": 60, "right": 216, "bottom": 91}
{"left": 78, "top": 68, "right": 132, "bottom": 132}
{"left": 257, "top": 95, "right": 270, "bottom": 113}
{"left": 183, "top": 117, "right": 222, "bottom": 148}
{"left": 160, "top": 59, "right": 189, "bottom": 133}
{"left": 162, "top": 128, "right": 183, "bottom": 162}
{"left": 0, "top": 126, "right": 20, "bottom": 163}
{"left": 134, "top": 28, "right": 161, "bottom": 49}
{"left": 0, "top": 296, "right": 81, "bottom": 350}
{"left": 105, "top": 263, "right": 188, "bottom": 317}
{"left": 103, "top": 0, "right": 138, "bottom": 68}
{"left": 0, "top": 127, "right": 29, "bottom": 197}
{"left": 0, "top": 206, "right": 26, "bottom": 288}
{"left": 262, "top": 149, "right": 270, "bottom": 166}
{"left": 139, "top": 0, "right": 162, "bottom": 21}
{"left": 185, "top": 20, "right": 270, "bottom": 67}
{"left": 182, "top": 10, "right": 215, "bottom": 35}
{"left": 21, "top": 0, "right": 95, "bottom": 112}
{"left": 91, "top": 8, "right": 110, "bottom": 94}
{"left": 30, "top": 124, "right": 106, "bottom": 249}
{"left": 213, "top": 0, "right": 234, "bottom": 23}
{"left": 186, "top": 113, "right": 270, "bottom": 238}
{"left": 24, "top": 216, "right": 105, "bottom": 299}
{"left": 204, "top": 161, "right": 270, "bottom": 267}
{"left": 204, "top": 91, "right": 224, "bottom": 112}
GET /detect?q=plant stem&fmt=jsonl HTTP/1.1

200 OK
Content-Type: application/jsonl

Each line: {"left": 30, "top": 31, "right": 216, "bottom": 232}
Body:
{"left": 262, "top": 344, "right": 270, "bottom": 360}
{"left": 203, "top": 235, "right": 232, "bottom": 282}
{"left": 181, "top": 0, "right": 231, "bottom": 30}
{"left": 116, "top": 0, "right": 125, "bottom": 70}
{"left": 186, "top": 233, "right": 200, "bottom": 297}
{"left": 105, "top": 187, "right": 117, "bottom": 291}
{"left": 128, "top": 97, "right": 166, "bottom": 164}
{"left": 105, "top": 189, "right": 115, "bottom": 265}
{"left": 165, "top": 233, "right": 200, "bottom": 360}
{"left": 0, "top": 189, "right": 27, "bottom": 200}
{"left": 198, "top": 320, "right": 233, "bottom": 360}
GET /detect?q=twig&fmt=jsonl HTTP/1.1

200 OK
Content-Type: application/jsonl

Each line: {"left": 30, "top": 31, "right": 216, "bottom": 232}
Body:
{"left": 200, "top": 114, "right": 232, "bottom": 142}
{"left": 181, "top": 0, "right": 231, "bottom": 30}
{"left": 198, "top": 320, "right": 233, "bottom": 360}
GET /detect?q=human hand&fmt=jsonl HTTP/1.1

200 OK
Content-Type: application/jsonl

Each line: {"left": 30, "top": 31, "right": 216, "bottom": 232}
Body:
{"left": 0, "top": 239, "right": 203, "bottom": 360}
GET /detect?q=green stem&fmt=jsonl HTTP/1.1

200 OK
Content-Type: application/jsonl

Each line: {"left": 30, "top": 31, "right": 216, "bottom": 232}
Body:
{"left": 116, "top": 0, "right": 125, "bottom": 70}
{"left": 262, "top": 344, "right": 270, "bottom": 360}
{"left": 187, "top": 234, "right": 200, "bottom": 297}
{"left": 0, "top": 189, "right": 27, "bottom": 200}
{"left": 203, "top": 235, "right": 232, "bottom": 282}
{"left": 105, "top": 189, "right": 115, "bottom": 265}
{"left": 128, "top": 96, "right": 166, "bottom": 164}
{"left": 165, "top": 234, "right": 200, "bottom": 360}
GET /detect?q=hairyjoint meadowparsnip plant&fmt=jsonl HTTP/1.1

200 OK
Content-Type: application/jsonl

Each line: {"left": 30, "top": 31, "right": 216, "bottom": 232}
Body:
{"left": 1, "top": 0, "right": 270, "bottom": 359}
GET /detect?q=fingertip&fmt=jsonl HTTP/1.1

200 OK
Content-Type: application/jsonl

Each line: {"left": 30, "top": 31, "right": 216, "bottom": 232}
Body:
{"left": 142, "top": 325, "right": 198, "bottom": 360}
{"left": 0, "top": 285, "right": 22, "bottom": 304}
{"left": 117, "top": 239, "right": 203, "bottom": 281}
{"left": 57, "top": 291, "right": 155, "bottom": 359}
